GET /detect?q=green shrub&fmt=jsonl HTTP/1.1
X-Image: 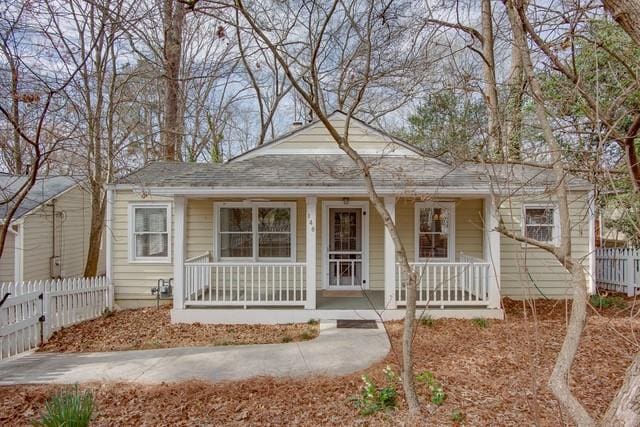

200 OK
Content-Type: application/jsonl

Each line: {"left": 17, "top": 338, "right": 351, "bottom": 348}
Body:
{"left": 420, "top": 315, "right": 435, "bottom": 327}
{"left": 354, "top": 366, "right": 398, "bottom": 415}
{"left": 451, "top": 409, "right": 465, "bottom": 424}
{"left": 281, "top": 336, "right": 293, "bottom": 343}
{"left": 36, "top": 386, "right": 94, "bottom": 427}
{"left": 472, "top": 318, "right": 488, "bottom": 329}
{"left": 299, "top": 330, "right": 315, "bottom": 340}
{"left": 590, "top": 294, "right": 627, "bottom": 309}
{"left": 416, "top": 370, "right": 446, "bottom": 405}
{"left": 307, "top": 318, "right": 319, "bottom": 325}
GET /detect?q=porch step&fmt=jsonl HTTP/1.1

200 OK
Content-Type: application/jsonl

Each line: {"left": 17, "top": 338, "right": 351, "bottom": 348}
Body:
{"left": 319, "top": 290, "right": 366, "bottom": 298}
{"left": 337, "top": 319, "right": 378, "bottom": 329}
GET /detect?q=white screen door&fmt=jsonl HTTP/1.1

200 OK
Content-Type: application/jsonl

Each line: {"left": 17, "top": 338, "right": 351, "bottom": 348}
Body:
{"left": 328, "top": 207, "right": 364, "bottom": 288}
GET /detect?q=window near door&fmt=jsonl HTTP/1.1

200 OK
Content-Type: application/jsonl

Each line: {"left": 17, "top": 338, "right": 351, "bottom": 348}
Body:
{"left": 416, "top": 202, "right": 455, "bottom": 260}
{"left": 523, "top": 205, "right": 557, "bottom": 243}
{"left": 129, "top": 203, "right": 171, "bottom": 262}
{"left": 216, "top": 203, "right": 295, "bottom": 261}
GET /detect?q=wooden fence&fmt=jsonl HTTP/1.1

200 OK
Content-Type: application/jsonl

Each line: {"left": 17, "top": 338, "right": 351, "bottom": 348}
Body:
{"left": 0, "top": 276, "right": 112, "bottom": 360}
{"left": 595, "top": 248, "right": 640, "bottom": 296}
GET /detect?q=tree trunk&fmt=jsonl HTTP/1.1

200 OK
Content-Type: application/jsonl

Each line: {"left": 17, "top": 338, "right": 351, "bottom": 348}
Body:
{"left": 602, "top": 0, "right": 640, "bottom": 46}
{"left": 83, "top": 190, "right": 105, "bottom": 277}
{"left": 505, "top": 2, "right": 525, "bottom": 161}
{"left": 481, "top": 0, "right": 502, "bottom": 158}
{"left": 162, "top": 0, "right": 185, "bottom": 161}
{"left": 401, "top": 270, "right": 420, "bottom": 412}
{"left": 602, "top": 351, "right": 640, "bottom": 425}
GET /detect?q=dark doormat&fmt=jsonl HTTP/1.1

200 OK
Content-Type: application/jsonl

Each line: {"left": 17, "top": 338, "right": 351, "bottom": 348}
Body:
{"left": 337, "top": 319, "right": 378, "bottom": 329}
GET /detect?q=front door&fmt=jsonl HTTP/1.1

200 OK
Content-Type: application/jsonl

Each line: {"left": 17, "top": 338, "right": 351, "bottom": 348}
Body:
{"left": 326, "top": 206, "right": 367, "bottom": 289}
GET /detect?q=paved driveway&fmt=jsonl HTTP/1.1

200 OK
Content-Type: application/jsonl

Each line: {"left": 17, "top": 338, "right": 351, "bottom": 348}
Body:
{"left": 0, "top": 322, "right": 389, "bottom": 384}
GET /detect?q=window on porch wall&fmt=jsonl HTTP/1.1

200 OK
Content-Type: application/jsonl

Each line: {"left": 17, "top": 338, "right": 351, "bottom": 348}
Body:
{"left": 217, "top": 204, "right": 293, "bottom": 260}
{"left": 417, "top": 204, "right": 453, "bottom": 260}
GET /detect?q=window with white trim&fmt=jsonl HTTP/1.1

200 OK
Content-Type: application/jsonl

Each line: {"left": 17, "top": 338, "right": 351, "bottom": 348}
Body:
{"left": 216, "top": 202, "right": 295, "bottom": 261}
{"left": 523, "top": 204, "right": 558, "bottom": 243}
{"left": 129, "top": 204, "right": 171, "bottom": 262}
{"left": 416, "top": 202, "right": 455, "bottom": 260}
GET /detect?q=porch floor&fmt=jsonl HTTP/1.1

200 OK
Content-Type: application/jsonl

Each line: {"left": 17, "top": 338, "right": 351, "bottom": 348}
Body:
{"left": 316, "top": 291, "right": 385, "bottom": 310}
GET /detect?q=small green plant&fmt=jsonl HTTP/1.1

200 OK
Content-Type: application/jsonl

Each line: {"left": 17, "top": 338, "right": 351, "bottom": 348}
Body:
{"left": 299, "top": 329, "right": 315, "bottom": 340}
{"left": 451, "top": 409, "right": 465, "bottom": 424}
{"left": 307, "top": 318, "right": 319, "bottom": 325}
{"left": 353, "top": 365, "right": 398, "bottom": 415}
{"left": 590, "top": 294, "right": 627, "bottom": 309}
{"left": 472, "top": 317, "right": 488, "bottom": 329}
{"left": 416, "top": 370, "right": 446, "bottom": 406}
{"left": 281, "top": 336, "right": 293, "bottom": 343}
{"left": 420, "top": 315, "right": 435, "bottom": 327}
{"left": 36, "top": 386, "right": 94, "bottom": 427}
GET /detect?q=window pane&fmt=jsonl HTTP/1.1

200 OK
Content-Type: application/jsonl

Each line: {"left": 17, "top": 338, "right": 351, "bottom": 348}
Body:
{"left": 135, "top": 234, "right": 168, "bottom": 257}
{"left": 220, "top": 208, "right": 252, "bottom": 232}
{"left": 419, "top": 208, "right": 448, "bottom": 233}
{"left": 220, "top": 233, "right": 252, "bottom": 257}
{"left": 526, "top": 225, "right": 553, "bottom": 242}
{"left": 258, "top": 207, "right": 291, "bottom": 232}
{"left": 259, "top": 233, "right": 291, "bottom": 258}
{"left": 419, "top": 233, "right": 448, "bottom": 258}
{"left": 135, "top": 208, "right": 167, "bottom": 233}
{"left": 526, "top": 208, "right": 553, "bottom": 226}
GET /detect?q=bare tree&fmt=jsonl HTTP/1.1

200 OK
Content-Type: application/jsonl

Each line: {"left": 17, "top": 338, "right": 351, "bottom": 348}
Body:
{"left": 0, "top": 0, "right": 103, "bottom": 258}
{"left": 191, "top": 0, "right": 435, "bottom": 413}
{"left": 602, "top": 0, "right": 640, "bottom": 45}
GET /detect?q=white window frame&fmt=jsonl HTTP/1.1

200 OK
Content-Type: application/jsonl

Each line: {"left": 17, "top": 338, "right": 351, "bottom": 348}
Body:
{"left": 522, "top": 203, "right": 560, "bottom": 245}
{"left": 128, "top": 202, "right": 172, "bottom": 263}
{"left": 415, "top": 201, "right": 456, "bottom": 262}
{"left": 213, "top": 201, "right": 297, "bottom": 262}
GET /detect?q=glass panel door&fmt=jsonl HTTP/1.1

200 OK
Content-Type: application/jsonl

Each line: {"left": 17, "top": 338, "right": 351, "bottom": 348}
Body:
{"left": 328, "top": 208, "right": 363, "bottom": 287}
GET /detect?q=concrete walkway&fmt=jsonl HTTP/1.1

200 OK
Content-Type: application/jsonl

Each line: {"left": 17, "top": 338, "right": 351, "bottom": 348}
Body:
{"left": 0, "top": 322, "right": 389, "bottom": 385}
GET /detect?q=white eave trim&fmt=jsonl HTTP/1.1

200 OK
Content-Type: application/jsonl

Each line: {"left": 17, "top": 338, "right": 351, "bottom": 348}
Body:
{"left": 108, "top": 184, "right": 592, "bottom": 196}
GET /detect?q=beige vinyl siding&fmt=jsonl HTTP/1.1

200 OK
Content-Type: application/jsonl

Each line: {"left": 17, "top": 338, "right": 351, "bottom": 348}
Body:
{"left": 111, "top": 191, "right": 174, "bottom": 306}
{"left": 0, "top": 232, "right": 15, "bottom": 283}
{"left": 256, "top": 116, "right": 414, "bottom": 156}
{"left": 21, "top": 185, "right": 93, "bottom": 281}
{"left": 498, "top": 191, "right": 590, "bottom": 299}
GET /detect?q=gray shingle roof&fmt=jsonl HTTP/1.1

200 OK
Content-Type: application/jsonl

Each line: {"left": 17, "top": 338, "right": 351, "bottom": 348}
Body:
{"left": 115, "top": 155, "right": 591, "bottom": 191}
{"left": 0, "top": 175, "right": 79, "bottom": 220}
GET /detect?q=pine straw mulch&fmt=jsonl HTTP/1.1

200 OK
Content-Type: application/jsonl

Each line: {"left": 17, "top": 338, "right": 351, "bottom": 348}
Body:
{"left": 37, "top": 305, "right": 319, "bottom": 352}
{"left": 3, "top": 297, "right": 640, "bottom": 426}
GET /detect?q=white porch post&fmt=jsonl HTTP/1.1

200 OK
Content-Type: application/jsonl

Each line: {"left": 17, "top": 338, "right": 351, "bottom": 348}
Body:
{"left": 384, "top": 196, "right": 397, "bottom": 309}
{"left": 174, "top": 196, "right": 186, "bottom": 310}
{"left": 484, "top": 196, "right": 501, "bottom": 309}
{"left": 305, "top": 197, "right": 317, "bottom": 309}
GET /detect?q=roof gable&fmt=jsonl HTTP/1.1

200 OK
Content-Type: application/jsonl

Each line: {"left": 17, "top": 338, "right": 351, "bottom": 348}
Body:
{"left": 230, "top": 111, "right": 425, "bottom": 161}
{"left": 0, "top": 175, "right": 80, "bottom": 220}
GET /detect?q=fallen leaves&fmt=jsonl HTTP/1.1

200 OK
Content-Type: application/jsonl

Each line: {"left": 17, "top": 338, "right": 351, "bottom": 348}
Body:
{"left": 37, "top": 305, "right": 319, "bottom": 353}
{"left": 2, "top": 298, "right": 638, "bottom": 425}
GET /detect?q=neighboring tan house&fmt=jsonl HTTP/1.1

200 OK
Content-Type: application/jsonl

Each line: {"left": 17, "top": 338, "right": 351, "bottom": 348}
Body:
{"left": 0, "top": 175, "right": 101, "bottom": 284}
{"left": 106, "top": 112, "right": 595, "bottom": 323}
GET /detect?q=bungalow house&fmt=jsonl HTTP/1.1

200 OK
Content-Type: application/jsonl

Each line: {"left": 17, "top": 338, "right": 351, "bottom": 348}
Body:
{"left": 0, "top": 175, "right": 102, "bottom": 284}
{"left": 106, "top": 112, "right": 595, "bottom": 323}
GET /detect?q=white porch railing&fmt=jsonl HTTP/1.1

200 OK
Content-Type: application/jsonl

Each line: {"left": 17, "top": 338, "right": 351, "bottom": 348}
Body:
{"left": 184, "top": 262, "right": 307, "bottom": 307}
{"left": 595, "top": 248, "right": 640, "bottom": 296}
{"left": 396, "top": 260, "right": 491, "bottom": 307}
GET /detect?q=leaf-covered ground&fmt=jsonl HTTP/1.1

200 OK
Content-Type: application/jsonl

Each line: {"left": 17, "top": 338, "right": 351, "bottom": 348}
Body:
{"left": 37, "top": 305, "right": 319, "bottom": 352}
{"left": 2, "top": 298, "right": 639, "bottom": 426}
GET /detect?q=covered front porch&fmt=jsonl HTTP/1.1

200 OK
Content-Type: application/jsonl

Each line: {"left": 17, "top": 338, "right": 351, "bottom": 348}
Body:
{"left": 170, "top": 193, "right": 502, "bottom": 321}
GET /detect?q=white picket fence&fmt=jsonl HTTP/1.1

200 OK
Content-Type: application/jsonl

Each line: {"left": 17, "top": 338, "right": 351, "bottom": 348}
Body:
{"left": 595, "top": 248, "right": 640, "bottom": 296}
{"left": 0, "top": 276, "right": 112, "bottom": 360}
